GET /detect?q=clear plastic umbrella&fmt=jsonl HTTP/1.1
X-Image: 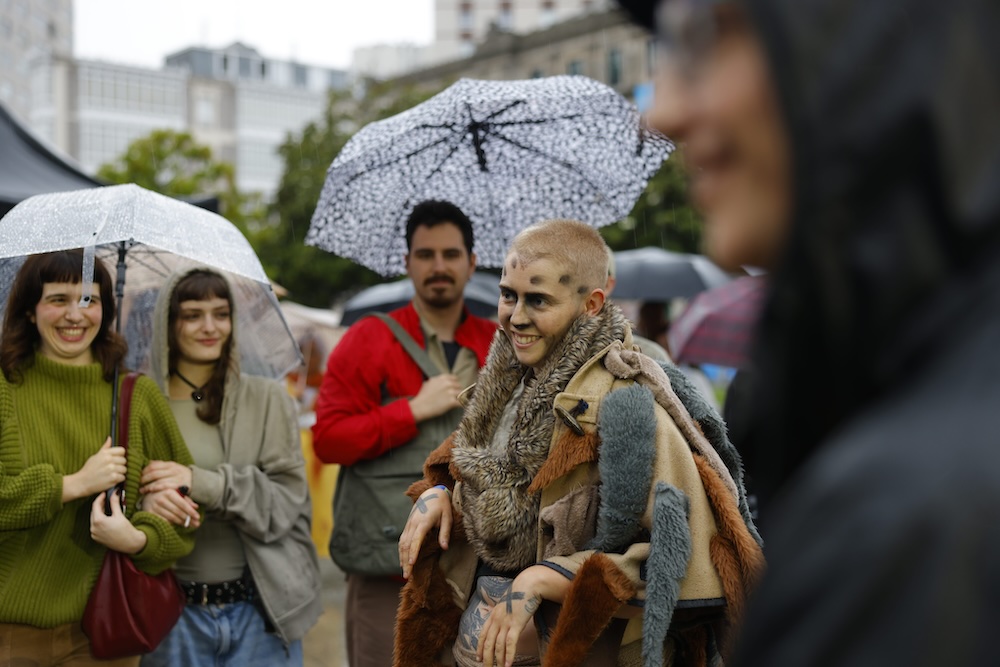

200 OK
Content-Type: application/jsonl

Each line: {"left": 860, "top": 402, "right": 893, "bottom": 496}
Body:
{"left": 0, "top": 184, "right": 301, "bottom": 379}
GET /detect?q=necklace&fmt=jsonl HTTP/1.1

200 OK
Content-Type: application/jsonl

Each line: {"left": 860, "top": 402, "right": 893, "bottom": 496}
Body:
{"left": 174, "top": 371, "right": 208, "bottom": 402}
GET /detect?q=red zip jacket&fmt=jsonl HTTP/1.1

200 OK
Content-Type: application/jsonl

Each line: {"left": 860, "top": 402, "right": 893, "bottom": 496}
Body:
{"left": 312, "top": 303, "right": 496, "bottom": 466}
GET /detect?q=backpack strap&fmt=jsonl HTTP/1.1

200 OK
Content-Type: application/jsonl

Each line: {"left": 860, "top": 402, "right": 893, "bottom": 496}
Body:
{"left": 367, "top": 312, "right": 442, "bottom": 379}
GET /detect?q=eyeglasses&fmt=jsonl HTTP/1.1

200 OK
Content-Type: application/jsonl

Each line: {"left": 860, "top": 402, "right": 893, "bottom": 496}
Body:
{"left": 655, "top": 0, "right": 745, "bottom": 78}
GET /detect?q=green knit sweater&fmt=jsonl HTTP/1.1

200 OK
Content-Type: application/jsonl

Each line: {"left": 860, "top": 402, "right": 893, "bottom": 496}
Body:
{"left": 0, "top": 354, "right": 196, "bottom": 627}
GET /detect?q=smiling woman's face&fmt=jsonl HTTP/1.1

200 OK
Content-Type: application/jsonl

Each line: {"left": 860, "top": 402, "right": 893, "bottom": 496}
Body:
{"left": 648, "top": 2, "right": 792, "bottom": 271}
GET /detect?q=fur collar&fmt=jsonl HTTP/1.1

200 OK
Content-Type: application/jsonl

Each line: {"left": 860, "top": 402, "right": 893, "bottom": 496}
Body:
{"left": 452, "top": 304, "right": 631, "bottom": 571}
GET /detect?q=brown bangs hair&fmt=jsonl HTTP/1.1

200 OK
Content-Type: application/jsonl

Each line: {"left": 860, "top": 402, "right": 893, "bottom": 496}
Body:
{"left": 167, "top": 269, "right": 233, "bottom": 425}
{"left": 0, "top": 250, "right": 126, "bottom": 384}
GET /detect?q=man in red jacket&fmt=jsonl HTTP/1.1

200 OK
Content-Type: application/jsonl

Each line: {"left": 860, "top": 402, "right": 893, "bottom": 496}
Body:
{"left": 313, "top": 200, "right": 496, "bottom": 667}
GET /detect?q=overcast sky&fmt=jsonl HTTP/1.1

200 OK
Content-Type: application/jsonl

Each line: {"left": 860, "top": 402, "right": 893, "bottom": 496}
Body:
{"left": 74, "top": 0, "right": 435, "bottom": 70}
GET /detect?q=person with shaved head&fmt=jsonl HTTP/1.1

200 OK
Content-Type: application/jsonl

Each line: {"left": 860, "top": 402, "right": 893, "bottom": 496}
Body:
{"left": 395, "top": 219, "right": 762, "bottom": 667}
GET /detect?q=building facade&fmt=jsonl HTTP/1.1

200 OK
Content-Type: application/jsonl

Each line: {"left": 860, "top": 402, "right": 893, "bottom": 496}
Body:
{"left": 0, "top": 0, "right": 72, "bottom": 122}
{"left": 352, "top": 0, "right": 615, "bottom": 82}
{"left": 390, "top": 9, "right": 654, "bottom": 101}
{"left": 434, "top": 0, "right": 613, "bottom": 55}
{"left": 29, "top": 43, "right": 348, "bottom": 198}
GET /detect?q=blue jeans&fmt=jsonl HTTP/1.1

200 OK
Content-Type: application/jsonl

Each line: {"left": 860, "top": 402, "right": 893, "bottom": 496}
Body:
{"left": 140, "top": 602, "right": 302, "bottom": 667}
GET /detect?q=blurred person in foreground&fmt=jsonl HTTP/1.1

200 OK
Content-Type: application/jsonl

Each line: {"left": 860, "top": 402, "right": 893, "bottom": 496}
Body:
{"left": 312, "top": 200, "right": 496, "bottom": 667}
{"left": 138, "top": 268, "right": 321, "bottom": 666}
{"left": 0, "top": 250, "right": 194, "bottom": 665}
{"left": 396, "top": 220, "right": 762, "bottom": 667}
{"left": 618, "top": 0, "right": 1000, "bottom": 664}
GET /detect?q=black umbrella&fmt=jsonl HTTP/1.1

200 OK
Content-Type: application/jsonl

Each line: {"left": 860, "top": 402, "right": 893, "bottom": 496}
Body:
{"left": 611, "top": 247, "right": 731, "bottom": 301}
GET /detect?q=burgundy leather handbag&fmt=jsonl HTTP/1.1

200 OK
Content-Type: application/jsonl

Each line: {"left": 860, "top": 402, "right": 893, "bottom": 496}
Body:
{"left": 82, "top": 373, "right": 186, "bottom": 659}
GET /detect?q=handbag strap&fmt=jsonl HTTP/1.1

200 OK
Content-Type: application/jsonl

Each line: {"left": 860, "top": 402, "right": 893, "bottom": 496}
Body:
{"left": 112, "top": 372, "right": 140, "bottom": 504}
{"left": 367, "top": 312, "right": 442, "bottom": 379}
{"left": 117, "top": 372, "right": 140, "bottom": 454}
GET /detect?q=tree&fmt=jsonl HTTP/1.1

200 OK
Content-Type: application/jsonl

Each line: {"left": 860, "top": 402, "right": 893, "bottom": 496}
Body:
{"left": 263, "top": 84, "right": 442, "bottom": 307}
{"left": 601, "top": 155, "right": 703, "bottom": 254}
{"left": 97, "top": 129, "right": 264, "bottom": 233}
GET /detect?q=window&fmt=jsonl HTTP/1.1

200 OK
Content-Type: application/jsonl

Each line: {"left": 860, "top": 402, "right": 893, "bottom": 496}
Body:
{"left": 531, "top": 68, "right": 544, "bottom": 79}
{"left": 196, "top": 97, "right": 216, "bottom": 126}
{"left": 567, "top": 60, "right": 584, "bottom": 76}
{"left": 607, "top": 48, "right": 622, "bottom": 86}
{"left": 459, "top": 3, "right": 474, "bottom": 31}
{"left": 539, "top": 0, "right": 556, "bottom": 28}
{"left": 498, "top": 1, "right": 512, "bottom": 29}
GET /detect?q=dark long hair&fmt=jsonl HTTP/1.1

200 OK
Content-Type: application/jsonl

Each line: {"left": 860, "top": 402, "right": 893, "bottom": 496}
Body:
{"left": 167, "top": 270, "right": 233, "bottom": 425}
{"left": 1, "top": 250, "right": 126, "bottom": 383}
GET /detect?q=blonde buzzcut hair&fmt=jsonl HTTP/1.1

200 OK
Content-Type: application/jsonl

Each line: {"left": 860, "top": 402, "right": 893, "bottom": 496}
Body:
{"left": 507, "top": 219, "right": 610, "bottom": 295}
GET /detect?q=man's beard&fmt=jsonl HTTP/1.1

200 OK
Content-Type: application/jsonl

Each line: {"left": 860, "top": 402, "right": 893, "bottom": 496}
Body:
{"left": 421, "top": 289, "right": 461, "bottom": 309}
{"left": 419, "top": 276, "right": 460, "bottom": 309}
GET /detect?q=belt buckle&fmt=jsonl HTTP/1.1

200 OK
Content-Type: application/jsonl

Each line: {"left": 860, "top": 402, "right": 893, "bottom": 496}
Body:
{"left": 201, "top": 583, "right": 209, "bottom": 605}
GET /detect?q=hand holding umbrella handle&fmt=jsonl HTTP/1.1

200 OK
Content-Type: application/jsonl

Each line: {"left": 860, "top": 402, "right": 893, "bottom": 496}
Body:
{"left": 102, "top": 482, "right": 125, "bottom": 517}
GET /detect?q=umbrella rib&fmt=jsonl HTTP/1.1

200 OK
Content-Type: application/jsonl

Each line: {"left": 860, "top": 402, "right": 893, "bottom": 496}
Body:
{"left": 487, "top": 109, "right": 625, "bottom": 128}
{"left": 345, "top": 133, "right": 460, "bottom": 186}
{"left": 423, "top": 132, "right": 468, "bottom": 181}
{"left": 480, "top": 100, "right": 527, "bottom": 122}
{"left": 488, "top": 127, "right": 613, "bottom": 210}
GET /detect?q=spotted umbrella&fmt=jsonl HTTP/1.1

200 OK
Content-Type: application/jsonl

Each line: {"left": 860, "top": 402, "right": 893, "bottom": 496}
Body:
{"left": 307, "top": 75, "right": 673, "bottom": 276}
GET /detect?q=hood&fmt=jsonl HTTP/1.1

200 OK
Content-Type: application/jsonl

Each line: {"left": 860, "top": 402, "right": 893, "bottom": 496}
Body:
{"left": 149, "top": 267, "right": 241, "bottom": 395}
{"left": 745, "top": 0, "right": 1000, "bottom": 494}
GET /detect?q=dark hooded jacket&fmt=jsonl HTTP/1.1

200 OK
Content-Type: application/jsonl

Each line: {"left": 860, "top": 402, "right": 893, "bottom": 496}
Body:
{"left": 725, "top": 0, "right": 1000, "bottom": 665}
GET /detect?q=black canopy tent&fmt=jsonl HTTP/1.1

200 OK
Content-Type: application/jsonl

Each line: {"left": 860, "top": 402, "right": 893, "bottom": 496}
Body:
{"left": 0, "top": 100, "right": 217, "bottom": 217}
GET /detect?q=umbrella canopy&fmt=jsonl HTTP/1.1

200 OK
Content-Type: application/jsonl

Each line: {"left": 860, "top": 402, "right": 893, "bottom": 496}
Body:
{"left": 667, "top": 275, "right": 767, "bottom": 369}
{"left": 611, "top": 247, "right": 731, "bottom": 301}
{"left": 340, "top": 272, "right": 500, "bottom": 326}
{"left": 307, "top": 75, "right": 673, "bottom": 276}
{"left": 0, "top": 184, "right": 300, "bottom": 379}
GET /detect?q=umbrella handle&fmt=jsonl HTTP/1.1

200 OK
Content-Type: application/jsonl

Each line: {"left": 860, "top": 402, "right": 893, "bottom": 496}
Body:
{"left": 103, "top": 242, "right": 128, "bottom": 517}
{"left": 102, "top": 483, "right": 125, "bottom": 516}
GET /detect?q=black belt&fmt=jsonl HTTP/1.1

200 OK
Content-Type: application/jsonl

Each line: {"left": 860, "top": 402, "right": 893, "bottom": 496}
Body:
{"left": 181, "top": 575, "right": 256, "bottom": 606}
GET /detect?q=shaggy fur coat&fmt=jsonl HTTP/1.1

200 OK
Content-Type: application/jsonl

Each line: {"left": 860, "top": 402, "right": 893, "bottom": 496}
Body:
{"left": 450, "top": 304, "right": 632, "bottom": 572}
{"left": 395, "top": 304, "right": 763, "bottom": 667}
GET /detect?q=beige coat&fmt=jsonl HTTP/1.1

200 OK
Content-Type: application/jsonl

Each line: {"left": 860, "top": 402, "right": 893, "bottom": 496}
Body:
{"left": 396, "top": 326, "right": 763, "bottom": 667}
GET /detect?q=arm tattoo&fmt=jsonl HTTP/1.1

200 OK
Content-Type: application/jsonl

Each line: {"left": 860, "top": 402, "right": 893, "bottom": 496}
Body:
{"left": 479, "top": 576, "right": 513, "bottom": 605}
{"left": 502, "top": 585, "right": 526, "bottom": 614}
{"left": 459, "top": 606, "right": 486, "bottom": 650}
{"left": 524, "top": 595, "right": 541, "bottom": 615}
{"left": 412, "top": 493, "right": 438, "bottom": 515}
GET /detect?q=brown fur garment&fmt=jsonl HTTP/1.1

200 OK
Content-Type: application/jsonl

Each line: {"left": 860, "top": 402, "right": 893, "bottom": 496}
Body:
{"left": 393, "top": 538, "right": 464, "bottom": 667}
{"left": 451, "top": 305, "right": 630, "bottom": 573}
{"left": 541, "top": 553, "right": 637, "bottom": 667}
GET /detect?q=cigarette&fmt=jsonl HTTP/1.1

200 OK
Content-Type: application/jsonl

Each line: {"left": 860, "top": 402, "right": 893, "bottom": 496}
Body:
{"left": 184, "top": 515, "right": 191, "bottom": 528}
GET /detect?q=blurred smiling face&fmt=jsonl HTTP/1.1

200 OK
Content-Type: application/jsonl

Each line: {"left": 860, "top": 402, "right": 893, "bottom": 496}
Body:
{"left": 647, "top": 0, "right": 792, "bottom": 271}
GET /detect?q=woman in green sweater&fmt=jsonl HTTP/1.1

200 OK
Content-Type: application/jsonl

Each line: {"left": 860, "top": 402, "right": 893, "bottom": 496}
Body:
{"left": 0, "top": 250, "right": 195, "bottom": 666}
